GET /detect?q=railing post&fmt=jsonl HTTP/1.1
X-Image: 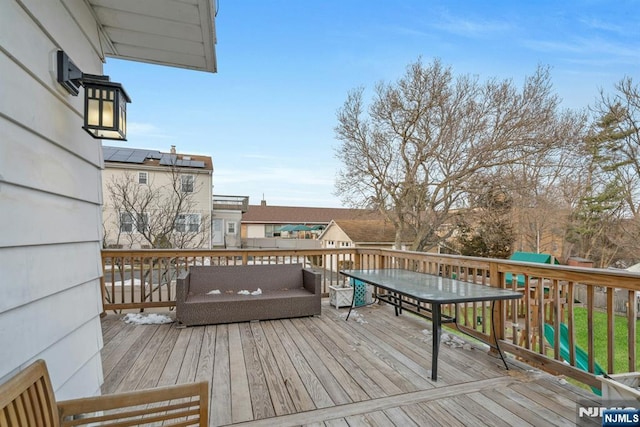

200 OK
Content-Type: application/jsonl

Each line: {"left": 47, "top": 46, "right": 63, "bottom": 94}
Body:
{"left": 490, "top": 261, "right": 505, "bottom": 355}
{"left": 628, "top": 290, "right": 638, "bottom": 372}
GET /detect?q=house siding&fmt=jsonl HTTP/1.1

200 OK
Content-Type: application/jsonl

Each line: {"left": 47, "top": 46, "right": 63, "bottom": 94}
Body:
{"left": 0, "top": 0, "right": 105, "bottom": 400}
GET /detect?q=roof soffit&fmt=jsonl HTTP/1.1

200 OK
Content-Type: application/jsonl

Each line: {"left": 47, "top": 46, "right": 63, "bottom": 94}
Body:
{"left": 84, "top": 0, "right": 217, "bottom": 73}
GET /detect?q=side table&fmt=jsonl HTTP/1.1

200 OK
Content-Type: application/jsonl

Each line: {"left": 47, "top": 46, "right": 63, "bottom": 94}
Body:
{"left": 329, "top": 285, "right": 353, "bottom": 309}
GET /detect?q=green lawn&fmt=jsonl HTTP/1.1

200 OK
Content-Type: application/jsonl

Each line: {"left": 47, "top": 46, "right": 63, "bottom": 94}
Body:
{"left": 450, "top": 304, "right": 639, "bottom": 374}
{"left": 571, "top": 307, "right": 640, "bottom": 374}
{"left": 410, "top": 303, "right": 639, "bottom": 374}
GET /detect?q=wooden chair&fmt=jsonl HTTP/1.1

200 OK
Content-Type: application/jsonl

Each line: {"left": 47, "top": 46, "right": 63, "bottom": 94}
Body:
{"left": 0, "top": 359, "right": 209, "bottom": 426}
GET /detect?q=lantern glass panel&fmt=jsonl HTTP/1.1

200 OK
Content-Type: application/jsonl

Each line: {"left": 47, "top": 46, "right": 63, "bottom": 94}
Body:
{"left": 102, "top": 100, "right": 114, "bottom": 128}
{"left": 87, "top": 99, "right": 100, "bottom": 126}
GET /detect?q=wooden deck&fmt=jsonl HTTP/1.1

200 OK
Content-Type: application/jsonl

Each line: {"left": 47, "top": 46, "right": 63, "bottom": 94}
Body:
{"left": 101, "top": 300, "right": 600, "bottom": 426}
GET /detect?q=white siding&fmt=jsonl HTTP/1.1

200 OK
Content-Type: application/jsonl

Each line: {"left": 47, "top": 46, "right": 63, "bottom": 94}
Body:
{"left": 0, "top": 0, "right": 105, "bottom": 399}
{"left": 246, "top": 224, "right": 266, "bottom": 238}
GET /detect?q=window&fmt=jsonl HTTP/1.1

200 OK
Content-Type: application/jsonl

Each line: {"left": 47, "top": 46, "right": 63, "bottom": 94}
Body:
{"left": 138, "top": 172, "right": 148, "bottom": 185}
{"left": 120, "top": 213, "right": 134, "bottom": 233}
{"left": 120, "top": 212, "right": 148, "bottom": 233}
{"left": 175, "top": 214, "right": 200, "bottom": 232}
{"left": 340, "top": 241, "right": 351, "bottom": 247}
{"left": 265, "top": 224, "right": 279, "bottom": 237}
{"left": 227, "top": 221, "right": 236, "bottom": 234}
{"left": 181, "top": 175, "right": 194, "bottom": 193}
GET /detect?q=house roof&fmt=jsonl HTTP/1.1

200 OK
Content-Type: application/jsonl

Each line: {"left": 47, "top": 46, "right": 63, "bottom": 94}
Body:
{"left": 103, "top": 146, "right": 213, "bottom": 171}
{"left": 327, "top": 220, "right": 415, "bottom": 244}
{"left": 242, "top": 204, "right": 381, "bottom": 224}
{"left": 85, "top": 0, "right": 217, "bottom": 73}
{"left": 509, "top": 251, "right": 559, "bottom": 265}
{"left": 505, "top": 251, "right": 560, "bottom": 286}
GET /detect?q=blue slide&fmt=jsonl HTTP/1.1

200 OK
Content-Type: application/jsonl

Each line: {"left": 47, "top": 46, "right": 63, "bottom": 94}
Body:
{"left": 543, "top": 323, "right": 606, "bottom": 395}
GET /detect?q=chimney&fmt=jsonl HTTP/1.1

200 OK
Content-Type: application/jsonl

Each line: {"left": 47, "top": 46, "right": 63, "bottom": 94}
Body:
{"left": 170, "top": 145, "right": 176, "bottom": 154}
{"left": 261, "top": 199, "right": 267, "bottom": 207}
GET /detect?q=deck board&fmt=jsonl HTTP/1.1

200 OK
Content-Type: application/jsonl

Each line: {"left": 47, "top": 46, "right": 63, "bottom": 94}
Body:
{"left": 280, "top": 318, "right": 352, "bottom": 406}
{"left": 239, "top": 322, "right": 275, "bottom": 421}
{"left": 101, "top": 300, "right": 600, "bottom": 426}
{"left": 212, "top": 324, "right": 232, "bottom": 426}
{"left": 313, "top": 314, "right": 405, "bottom": 396}
{"left": 260, "top": 321, "right": 316, "bottom": 412}
{"left": 136, "top": 324, "right": 181, "bottom": 390}
{"left": 227, "top": 324, "right": 253, "bottom": 424}
{"left": 271, "top": 320, "right": 335, "bottom": 409}
{"left": 249, "top": 321, "right": 297, "bottom": 416}
{"left": 336, "top": 310, "right": 436, "bottom": 388}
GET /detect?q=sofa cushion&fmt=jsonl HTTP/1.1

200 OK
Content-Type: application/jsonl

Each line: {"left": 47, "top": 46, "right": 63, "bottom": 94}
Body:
{"left": 188, "top": 264, "right": 307, "bottom": 292}
{"left": 186, "top": 288, "right": 312, "bottom": 304}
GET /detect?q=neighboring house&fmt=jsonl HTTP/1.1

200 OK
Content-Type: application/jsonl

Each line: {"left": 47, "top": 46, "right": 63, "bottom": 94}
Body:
{"left": 212, "top": 195, "right": 249, "bottom": 248}
{"left": 241, "top": 200, "right": 381, "bottom": 247}
{"left": 102, "top": 146, "right": 213, "bottom": 249}
{"left": 319, "top": 219, "right": 413, "bottom": 270}
{"left": 319, "top": 219, "right": 411, "bottom": 249}
{"left": 1, "top": 1, "right": 216, "bottom": 400}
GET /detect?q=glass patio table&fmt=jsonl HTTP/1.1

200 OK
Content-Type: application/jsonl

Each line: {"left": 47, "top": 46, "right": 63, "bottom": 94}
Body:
{"left": 339, "top": 269, "right": 523, "bottom": 381}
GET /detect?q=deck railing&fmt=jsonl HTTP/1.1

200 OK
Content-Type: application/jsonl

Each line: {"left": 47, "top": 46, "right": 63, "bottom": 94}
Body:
{"left": 100, "top": 248, "right": 639, "bottom": 391}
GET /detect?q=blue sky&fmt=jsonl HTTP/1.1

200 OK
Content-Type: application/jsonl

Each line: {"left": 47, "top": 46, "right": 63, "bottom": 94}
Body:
{"left": 104, "top": 0, "right": 639, "bottom": 208}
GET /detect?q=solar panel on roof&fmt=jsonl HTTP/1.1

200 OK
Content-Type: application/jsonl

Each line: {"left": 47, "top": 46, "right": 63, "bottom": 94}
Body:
{"left": 102, "top": 146, "right": 206, "bottom": 168}
{"left": 128, "top": 153, "right": 148, "bottom": 163}
{"left": 110, "top": 152, "right": 131, "bottom": 161}
{"left": 103, "top": 146, "right": 117, "bottom": 157}
{"left": 159, "top": 154, "right": 177, "bottom": 166}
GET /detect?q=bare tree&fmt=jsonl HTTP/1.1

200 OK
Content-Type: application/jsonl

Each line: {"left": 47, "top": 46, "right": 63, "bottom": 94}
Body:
{"left": 566, "top": 76, "right": 640, "bottom": 266}
{"left": 335, "top": 58, "right": 585, "bottom": 251}
{"left": 599, "top": 77, "right": 640, "bottom": 217}
{"left": 503, "top": 139, "right": 585, "bottom": 258}
{"left": 455, "top": 177, "right": 515, "bottom": 258}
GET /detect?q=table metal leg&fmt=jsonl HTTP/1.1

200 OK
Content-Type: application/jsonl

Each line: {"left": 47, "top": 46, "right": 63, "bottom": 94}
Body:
{"left": 491, "top": 300, "right": 510, "bottom": 370}
{"left": 431, "top": 303, "right": 441, "bottom": 381}
{"left": 391, "top": 292, "right": 400, "bottom": 316}
{"left": 345, "top": 281, "right": 356, "bottom": 321}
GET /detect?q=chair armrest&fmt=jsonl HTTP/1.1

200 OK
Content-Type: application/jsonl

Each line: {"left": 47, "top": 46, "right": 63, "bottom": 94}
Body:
{"left": 57, "top": 381, "right": 209, "bottom": 426}
{"left": 302, "top": 268, "right": 321, "bottom": 295}
{"left": 176, "top": 270, "right": 191, "bottom": 303}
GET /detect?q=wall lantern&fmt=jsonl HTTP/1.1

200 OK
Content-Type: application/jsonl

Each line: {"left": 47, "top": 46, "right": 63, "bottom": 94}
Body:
{"left": 57, "top": 50, "right": 131, "bottom": 141}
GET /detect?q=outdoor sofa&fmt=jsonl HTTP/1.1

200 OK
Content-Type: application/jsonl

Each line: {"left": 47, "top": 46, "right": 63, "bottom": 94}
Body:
{"left": 176, "top": 263, "right": 321, "bottom": 326}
